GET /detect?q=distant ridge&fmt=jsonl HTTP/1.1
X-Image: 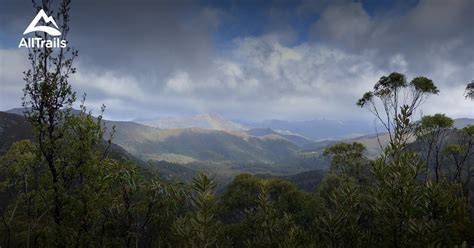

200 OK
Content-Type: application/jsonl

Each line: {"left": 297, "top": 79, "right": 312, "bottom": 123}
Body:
{"left": 242, "top": 119, "right": 377, "bottom": 141}
{"left": 454, "top": 118, "right": 474, "bottom": 129}
{"left": 246, "top": 128, "right": 314, "bottom": 147}
{"left": 4, "top": 107, "right": 472, "bottom": 167}
{"left": 136, "top": 113, "right": 245, "bottom": 131}
{"left": 136, "top": 114, "right": 378, "bottom": 141}
{"left": 6, "top": 107, "right": 82, "bottom": 116}
{"left": 2, "top": 109, "right": 303, "bottom": 165}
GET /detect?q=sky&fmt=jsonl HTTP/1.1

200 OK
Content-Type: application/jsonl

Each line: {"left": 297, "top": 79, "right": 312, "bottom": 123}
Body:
{"left": 0, "top": 0, "right": 473, "bottom": 122}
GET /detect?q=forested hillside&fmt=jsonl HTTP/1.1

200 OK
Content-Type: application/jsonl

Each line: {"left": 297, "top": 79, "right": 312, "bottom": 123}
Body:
{"left": 1, "top": 1, "right": 474, "bottom": 247}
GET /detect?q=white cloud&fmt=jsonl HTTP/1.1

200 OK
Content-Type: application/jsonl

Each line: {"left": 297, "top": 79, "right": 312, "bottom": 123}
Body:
{"left": 1, "top": 0, "right": 472, "bottom": 121}
{"left": 0, "top": 49, "right": 28, "bottom": 110}
{"left": 166, "top": 71, "right": 192, "bottom": 93}
{"left": 72, "top": 67, "right": 147, "bottom": 102}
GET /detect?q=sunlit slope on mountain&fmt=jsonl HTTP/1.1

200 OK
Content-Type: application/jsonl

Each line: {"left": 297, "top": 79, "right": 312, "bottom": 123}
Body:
{"left": 136, "top": 113, "right": 386, "bottom": 141}
{"left": 246, "top": 128, "right": 314, "bottom": 147}
{"left": 1, "top": 109, "right": 312, "bottom": 166}
{"left": 5, "top": 109, "right": 469, "bottom": 172}
{"left": 104, "top": 120, "right": 300, "bottom": 164}
{"left": 345, "top": 118, "right": 474, "bottom": 157}
{"left": 299, "top": 117, "right": 473, "bottom": 156}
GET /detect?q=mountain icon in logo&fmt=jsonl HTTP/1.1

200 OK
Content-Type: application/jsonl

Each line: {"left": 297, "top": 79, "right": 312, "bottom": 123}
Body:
{"left": 23, "top": 9, "right": 61, "bottom": 36}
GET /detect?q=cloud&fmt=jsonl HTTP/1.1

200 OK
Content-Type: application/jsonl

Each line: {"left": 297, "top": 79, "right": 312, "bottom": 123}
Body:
{"left": 0, "top": 0, "right": 472, "bottom": 121}
{"left": 0, "top": 49, "right": 28, "bottom": 110}
{"left": 309, "top": 0, "right": 474, "bottom": 76}
{"left": 166, "top": 71, "right": 193, "bottom": 93}
{"left": 311, "top": 2, "right": 373, "bottom": 48}
{"left": 73, "top": 68, "right": 148, "bottom": 102}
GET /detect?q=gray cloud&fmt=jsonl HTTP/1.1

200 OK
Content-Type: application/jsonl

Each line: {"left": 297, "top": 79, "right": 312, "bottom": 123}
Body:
{"left": 0, "top": 0, "right": 472, "bottom": 121}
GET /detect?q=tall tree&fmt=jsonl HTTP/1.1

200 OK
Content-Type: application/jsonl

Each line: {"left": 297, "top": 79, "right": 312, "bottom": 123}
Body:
{"left": 444, "top": 126, "right": 474, "bottom": 186}
{"left": 19, "top": 1, "right": 114, "bottom": 246}
{"left": 172, "top": 173, "right": 224, "bottom": 247}
{"left": 21, "top": 0, "right": 76, "bottom": 245}
{"left": 323, "top": 142, "right": 369, "bottom": 180}
{"left": 414, "top": 114, "right": 454, "bottom": 182}
{"left": 357, "top": 72, "right": 439, "bottom": 151}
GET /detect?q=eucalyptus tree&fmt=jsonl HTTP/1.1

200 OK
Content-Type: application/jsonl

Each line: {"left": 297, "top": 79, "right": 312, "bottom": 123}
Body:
{"left": 414, "top": 114, "right": 454, "bottom": 182}
{"left": 444, "top": 126, "right": 474, "bottom": 186}
{"left": 357, "top": 72, "right": 439, "bottom": 151}
{"left": 466, "top": 81, "right": 474, "bottom": 100}
{"left": 323, "top": 142, "right": 369, "bottom": 180}
{"left": 354, "top": 73, "right": 472, "bottom": 246}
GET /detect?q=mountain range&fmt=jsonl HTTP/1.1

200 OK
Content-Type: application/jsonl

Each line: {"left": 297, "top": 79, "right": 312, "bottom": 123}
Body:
{"left": 136, "top": 113, "right": 245, "bottom": 131}
{"left": 2, "top": 108, "right": 473, "bottom": 183}
{"left": 0, "top": 109, "right": 330, "bottom": 181}
{"left": 136, "top": 113, "right": 379, "bottom": 140}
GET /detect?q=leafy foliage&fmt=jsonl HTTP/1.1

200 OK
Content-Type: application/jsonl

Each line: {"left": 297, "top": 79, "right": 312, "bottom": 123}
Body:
{"left": 323, "top": 142, "right": 369, "bottom": 179}
{"left": 466, "top": 81, "right": 474, "bottom": 100}
{"left": 172, "top": 173, "right": 225, "bottom": 247}
{"left": 414, "top": 113, "right": 454, "bottom": 182}
{"left": 356, "top": 72, "right": 439, "bottom": 148}
{"left": 1, "top": 2, "right": 474, "bottom": 246}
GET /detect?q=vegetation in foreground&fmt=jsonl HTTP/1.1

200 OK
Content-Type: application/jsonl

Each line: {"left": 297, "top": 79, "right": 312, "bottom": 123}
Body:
{"left": 1, "top": 0, "right": 474, "bottom": 247}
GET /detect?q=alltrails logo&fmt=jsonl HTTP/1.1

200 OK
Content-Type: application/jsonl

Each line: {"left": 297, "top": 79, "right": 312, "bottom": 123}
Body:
{"left": 19, "top": 9, "right": 67, "bottom": 48}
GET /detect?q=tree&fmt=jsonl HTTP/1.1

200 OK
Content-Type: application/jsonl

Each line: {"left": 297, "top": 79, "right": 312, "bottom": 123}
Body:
{"left": 443, "top": 126, "right": 474, "bottom": 187}
{"left": 414, "top": 114, "right": 454, "bottom": 182}
{"left": 357, "top": 72, "right": 439, "bottom": 150}
{"left": 0, "top": 141, "right": 39, "bottom": 248}
{"left": 241, "top": 180, "right": 301, "bottom": 247}
{"left": 314, "top": 174, "right": 368, "bottom": 247}
{"left": 371, "top": 150, "right": 471, "bottom": 247}
{"left": 323, "top": 142, "right": 369, "bottom": 180}
{"left": 172, "top": 173, "right": 225, "bottom": 247}
{"left": 219, "top": 174, "right": 261, "bottom": 224}
{"left": 21, "top": 0, "right": 78, "bottom": 245}
{"left": 100, "top": 161, "right": 186, "bottom": 247}
{"left": 17, "top": 1, "right": 123, "bottom": 246}
{"left": 465, "top": 81, "right": 474, "bottom": 100}
{"left": 357, "top": 73, "right": 474, "bottom": 246}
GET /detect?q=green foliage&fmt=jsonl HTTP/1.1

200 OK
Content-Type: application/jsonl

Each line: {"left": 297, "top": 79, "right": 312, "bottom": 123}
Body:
{"left": 465, "top": 81, "right": 474, "bottom": 100}
{"left": 441, "top": 126, "right": 474, "bottom": 186}
{"left": 414, "top": 113, "right": 454, "bottom": 182}
{"left": 1, "top": 2, "right": 473, "bottom": 244}
{"left": 3, "top": 70, "right": 473, "bottom": 248}
{"left": 463, "top": 125, "right": 474, "bottom": 136}
{"left": 323, "top": 142, "right": 369, "bottom": 179}
{"left": 350, "top": 72, "right": 474, "bottom": 247}
{"left": 370, "top": 149, "right": 472, "bottom": 247}
{"left": 357, "top": 72, "right": 439, "bottom": 149}
{"left": 410, "top": 76, "right": 439, "bottom": 94}
{"left": 172, "top": 173, "right": 226, "bottom": 247}
{"left": 445, "top": 144, "right": 466, "bottom": 156}
{"left": 240, "top": 180, "right": 301, "bottom": 247}
{"left": 0, "top": 140, "right": 39, "bottom": 247}
{"left": 374, "top": 72, "right": 407, "bottom": 95}
{"left": 314, "top": 174, "right": 368, "bottom": 247}
{"left": 417, "top": 114, "right": 454, "bottom": 131}
{"left": 356, "top": 91, "right": 374, "bottom": 107}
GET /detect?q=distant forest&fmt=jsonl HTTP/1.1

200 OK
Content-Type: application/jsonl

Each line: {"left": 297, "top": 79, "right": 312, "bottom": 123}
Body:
{"left": 1, "top": 0, "right": 474, "bottom": 247}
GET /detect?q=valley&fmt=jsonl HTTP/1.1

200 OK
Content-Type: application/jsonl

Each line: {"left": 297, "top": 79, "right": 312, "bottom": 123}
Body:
{"left": 3, "top": 108, "right": 473, "bottom": 186}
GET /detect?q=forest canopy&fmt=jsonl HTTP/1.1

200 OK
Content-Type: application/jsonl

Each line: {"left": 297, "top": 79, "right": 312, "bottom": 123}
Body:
{"left": 1, "top": 0, "right": 473, "bottom": 247}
